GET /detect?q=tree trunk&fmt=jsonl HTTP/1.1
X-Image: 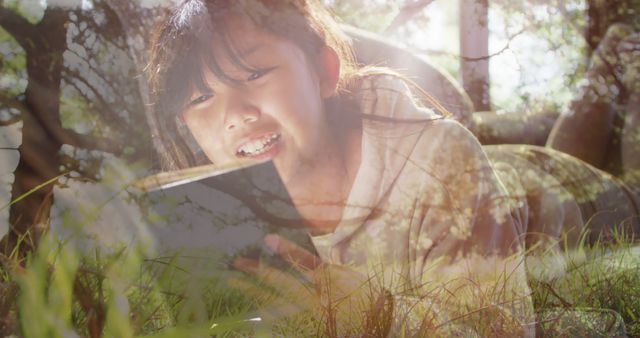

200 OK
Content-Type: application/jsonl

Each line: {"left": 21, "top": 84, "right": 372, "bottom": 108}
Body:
{"left": 459, "top": 0, "right": 490, "bottom": 111}
{"left": 4, "top": 8, "right": 67, "bottom": 257}
{"left": 585, "top": 0, "right": 639, "bottom": 56}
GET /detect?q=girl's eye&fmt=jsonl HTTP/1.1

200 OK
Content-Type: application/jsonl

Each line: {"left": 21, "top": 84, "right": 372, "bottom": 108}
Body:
{"left": 247, "top": 67, "right": 276, "bottom": 81}
{"left": 189, "top": 94, "right": 213, "bottom": 106}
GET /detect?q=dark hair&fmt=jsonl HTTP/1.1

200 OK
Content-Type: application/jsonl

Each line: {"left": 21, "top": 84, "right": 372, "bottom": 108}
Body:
{"left": 147, "top": 0, "right": 357, "bottom": 170}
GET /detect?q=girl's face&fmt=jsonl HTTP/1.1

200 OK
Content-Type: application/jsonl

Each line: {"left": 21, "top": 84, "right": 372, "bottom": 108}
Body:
{"left": 180, "top": 18, "right": 341, "bottom": 191}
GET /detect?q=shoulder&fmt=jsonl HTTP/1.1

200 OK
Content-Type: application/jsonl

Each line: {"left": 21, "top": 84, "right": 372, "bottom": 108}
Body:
{"left": 373, "top": 116, "right": 487, "bottom": 184}
{"left": 410, "top": 119, "right": 488, "bottom": 171}
{"left": 348, "top": 72, "right": 441, "bottom": 120}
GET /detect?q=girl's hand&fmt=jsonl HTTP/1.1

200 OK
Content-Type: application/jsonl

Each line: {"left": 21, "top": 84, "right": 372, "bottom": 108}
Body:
{"left": 231, "top": 234, "right": 393, "bottom": 335}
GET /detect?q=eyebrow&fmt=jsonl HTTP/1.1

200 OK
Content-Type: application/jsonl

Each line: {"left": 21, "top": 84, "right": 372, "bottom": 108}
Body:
{"left": 237, "top": 43, "right": 266, "bottom": 58}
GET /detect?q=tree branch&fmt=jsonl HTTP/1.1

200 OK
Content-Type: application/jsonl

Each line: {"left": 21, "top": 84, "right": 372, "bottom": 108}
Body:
{"left": 385, "top": 0, "right": 436, "bottom": 34}
{"left": 64, "top": 48, "right": 121, "bottom": 97}
{"left": 0, "top": 91, "right": 27, "bottom": 112}
{"left": 0, "top": 5, "right": 38, "bottom": 52}
{"left": 62, "top": 68, "right": 113, "bottom": 113}
{"left": 61, "top": 71, "right": 131, "bottom": 134}
{"left": 43, "top": 114, "right": 125, "bottom": 155}
{"left": 415, "top": 28, "right": 527, "bottom": 61}
{"left": 62, "top": 129, "right": 125, "bottom": 155}
{"left": 18, "top": 78, "right": 125, "bottom": 154}
{"left": 47, "top": 80, "right": 125, "bottom": 154}
{"left": 460, "top": 28, "right": 526, "bottom": 61}
{"left": 72, "top": 6, "right": 128, "bottom": 54}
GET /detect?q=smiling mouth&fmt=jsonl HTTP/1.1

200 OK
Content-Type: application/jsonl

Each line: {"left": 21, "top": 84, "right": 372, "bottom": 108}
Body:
{"left": 236, "top": 133, "right": 281, "bottom": 158}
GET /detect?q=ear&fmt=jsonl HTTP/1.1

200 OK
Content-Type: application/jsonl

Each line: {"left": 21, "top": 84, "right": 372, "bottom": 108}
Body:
{"left": 316, "top": 46, "right": 340, "bottom": 98}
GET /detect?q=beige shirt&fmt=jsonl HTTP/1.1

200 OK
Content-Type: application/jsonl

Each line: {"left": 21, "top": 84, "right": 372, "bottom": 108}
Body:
{"left": 310, "top": 75, "right": 533, "bottom": 334}
{"left": 312, "top": 75, "right": 522, "bottom": 278}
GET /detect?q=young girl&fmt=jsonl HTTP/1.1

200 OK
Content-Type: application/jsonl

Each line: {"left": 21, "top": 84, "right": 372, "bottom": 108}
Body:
{"left": 146, "top": 0, "right": 638, "bottom": 335}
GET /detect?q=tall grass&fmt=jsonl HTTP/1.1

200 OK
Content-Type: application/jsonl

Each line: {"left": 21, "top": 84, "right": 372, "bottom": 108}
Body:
{"left": 528, "top": 232, "right": 640, "bottom": 336}
{"left": 0, "top": 233, "right": 264, "bottom": 337}
{"left": 0, "top": 228, "right": 638, "bottom": 337}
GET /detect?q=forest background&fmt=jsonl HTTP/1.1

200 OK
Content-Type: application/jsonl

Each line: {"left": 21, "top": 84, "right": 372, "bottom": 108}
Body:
{"left": 0, "top": 0, "right": 639, "bottom": 336}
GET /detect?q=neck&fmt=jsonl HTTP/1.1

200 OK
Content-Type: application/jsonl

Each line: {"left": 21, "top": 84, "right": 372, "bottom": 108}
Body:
{"left": 290, "top": 109, "right": 362, "bottom": 234}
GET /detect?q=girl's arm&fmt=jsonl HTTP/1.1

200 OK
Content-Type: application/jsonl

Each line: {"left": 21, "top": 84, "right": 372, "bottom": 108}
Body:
{"left": 392, "top": 118, "right": 534, "bottom": 335}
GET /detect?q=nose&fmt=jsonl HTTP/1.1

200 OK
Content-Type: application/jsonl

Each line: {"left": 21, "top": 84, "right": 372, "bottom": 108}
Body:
{"left": 223, "top": 92, "right": 260, "bottom": 131}
{"left": 225, "top": 110, "right": 258, "bottom": 131}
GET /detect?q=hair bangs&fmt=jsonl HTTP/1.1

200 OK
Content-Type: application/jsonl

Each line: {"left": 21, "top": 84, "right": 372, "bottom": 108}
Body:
{"left": 199, "top": 22, "right": 260, "bottom": 86}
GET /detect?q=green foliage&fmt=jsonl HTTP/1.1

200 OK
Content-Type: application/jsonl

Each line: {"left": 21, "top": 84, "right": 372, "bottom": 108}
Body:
{"left": 1, "top": 2, "right": 640, "bottom": 336}
{"left": 326, "top": 0, "right": 600, "bottom": 112}
{"left": 0, "top": 234, "right": 265, "bottom": 337}
{"left": 1, "top": 0, "right": 45, "bottom": 24}
{"left": 59, "top": 93, "right": 96, "bottom": 134}
{"left": 0, "top": 229, "right": 637, "bottom": 337}
{"left": 15, "top": 238, "right": 79, "bottom": 337}
{"left": 528, "top": 234, "right": 640, "bottom": 336}
{"left": 488, "top": 0, "right": 589, "bottom": 112}
{"left": 0, "top": 27, "right": 27, "bottom": 98}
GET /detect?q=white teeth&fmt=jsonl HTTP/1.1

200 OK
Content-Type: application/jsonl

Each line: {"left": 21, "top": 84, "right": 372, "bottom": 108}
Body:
{"left": 237, "top": 134, "right": 280, "bottom": 157}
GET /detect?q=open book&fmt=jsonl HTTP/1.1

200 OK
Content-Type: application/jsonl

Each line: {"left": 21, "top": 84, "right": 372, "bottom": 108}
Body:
{"left": 136, "top": 160, "right": 316, "bottom": 268}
